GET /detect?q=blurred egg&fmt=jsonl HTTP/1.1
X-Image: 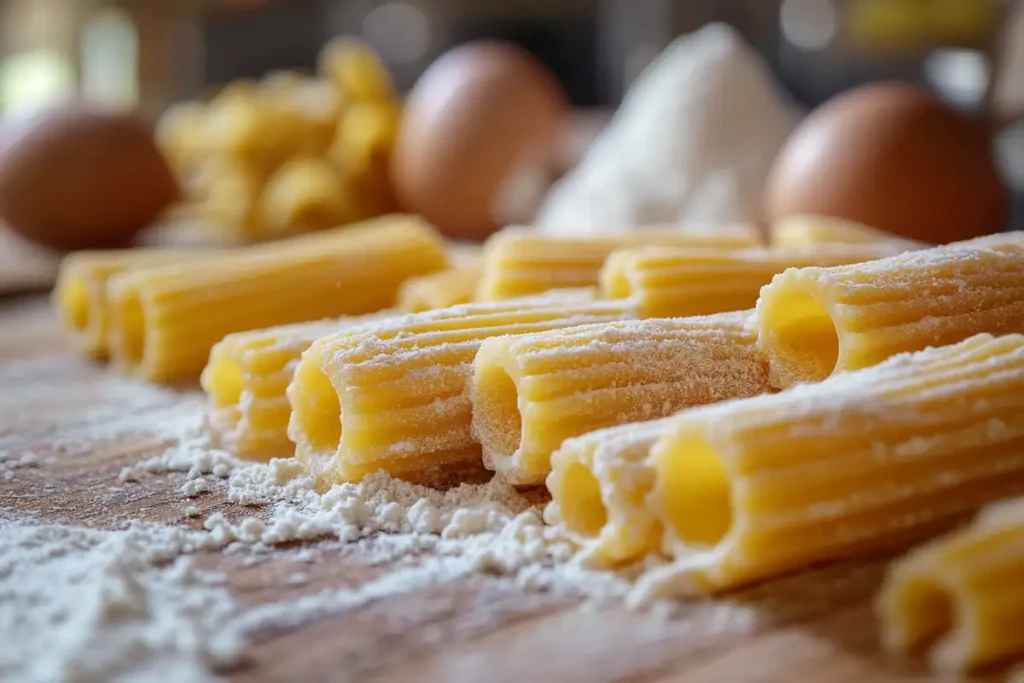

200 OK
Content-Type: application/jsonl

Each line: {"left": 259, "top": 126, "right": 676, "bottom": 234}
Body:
{"left": 764, "top": 82, "right": 1007, "bottom": 244}
{"left": 0, "top": 106, "right": 179, "bottom": 250}
{"left": 392, "top": 41, "right": 568, "bottom": 240}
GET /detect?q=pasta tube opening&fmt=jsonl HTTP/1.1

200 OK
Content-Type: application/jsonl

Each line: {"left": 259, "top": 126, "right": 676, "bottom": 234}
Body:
{"left": 557, "top": 461, "right": 608, "bottom": 537}
{"left": 116, "top": 292, "right": 147, "bottom": 368}
{"left": 654, "top": 433, "right": 734, "bottom": 547}
{"left": 203, "top": 358, "right": 245, "bottom": 409}
{"left": 289, "top": 359, "right": 342, "bottom": 452}
{"left": 60, "top": 279, "right": 90, "bottom": 332}
{"left": 758, "top": 289, "right": 840, "bottom": 385}
{"left": 600, "top": 252, "right": 634, "bottom": 300}
{"left": 888, "top": 576, "right": 957, "bottom": 655}
{"left": 471, "top": 345, "right": 524, "bottom": 469}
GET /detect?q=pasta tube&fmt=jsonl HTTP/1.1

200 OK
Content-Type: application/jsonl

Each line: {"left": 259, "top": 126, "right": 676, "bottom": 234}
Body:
{"left": 53, "top": 249, "right": 207, "bottom": 359}
{"left": 472, "top": 312, "right": 773, "bottom": 485}
{"left": 638, "top": 333, "right": 1024, "bottom": 597}
{"left": 544, "top": 417, "right": 675, "bottom": 566}
{"left": 878, "top": 496, "right": 1024, "bottom": 674}
{"left": 755, "top": 232, "right": 1024, "bottom": 388}
{"left": 108, "top": 215, "right": 448, "bottom": 383}
{"left": 286, "top": 292, "right": 637, "bottom": 488}
{"left": 770, "top": 214, "right": 927, "bottom": 250}
{"left": 397, "top": 261, "right": 483, "bottom": 313}
{"left": 601, "top": 244, "right": 904, "bottom": 318}
{"left": 476, "top": 226, "right": 760, "bottom": 302}
{"left": 202, "top": 313, "right": 392, "bottom": 459}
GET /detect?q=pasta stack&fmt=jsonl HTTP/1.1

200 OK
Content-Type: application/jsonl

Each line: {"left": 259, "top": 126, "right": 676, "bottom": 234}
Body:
{"left": 878, "top": 496, "right": 1024, "bottom": 674}
{"left": 601, "top": 244, "right": 905, "bottom": 318}
{"left": 476, "top": 226, "right": 760, "bottom": 302}
{"left": 108, "top": 215, "right": 448, "bottom": 382}
{"left": 287, "top": 291, "right": 637, "bottom": 487}
{"left": 769, "top": 214, "right": 927, "bottom": 250}
{"left": 756, "top": 232, "right": 1024, "bottom": 388}
{"left": 202, "top": 313, "right": 391, "bottom": 459}
{"left": 53, "top": 249, "right": 207, "bottom": 358}
{"left": 471, "top": 312, "right": 773, "bottom": 486}
{"left": 397, "top": 261, "right": 483, "bottom": 313}
{"left": 636, "top": 333, "right": 1024, "bottom": 596}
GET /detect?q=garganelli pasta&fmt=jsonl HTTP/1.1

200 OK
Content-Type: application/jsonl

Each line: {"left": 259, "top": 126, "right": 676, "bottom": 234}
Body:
{"left": 770, "top": 214, "right": 926, "bottom": 250}
{"left": 637, "top": 333, "right": 1024, "bottom": 596}
{"left": 286, "top": 291, "right": 637, "bottom": 488}
{"left": 544, "top": 417, "right": 675, "bottom": 566}
{"left": 397, "top": 261, "right": 483, "bottom": 313}
{"left": 475, "top": 226, "right": 760, "bottom": 302}
{"left": 201, "top": 313, "right": 391, "bottom": 459}
{"left": 878, "top": 496, "right": 1024, "bottom": 674}
{"left": 108, "top": 215, "right": 448, "bottom": 383}
{"left": 53, "top": 249, "right": 207, "bottom": 358}
{"left": 472, "top": 312, "right": 772, "bottom": 486}
{"left": 601, "top": 244, "right": 904, "bottom": 318}
{"left": 755, "top": 232, "right": 1024, "bottom": 388}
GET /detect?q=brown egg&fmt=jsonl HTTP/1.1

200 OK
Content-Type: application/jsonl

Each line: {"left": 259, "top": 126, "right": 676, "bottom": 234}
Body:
{"left": 0, "top": 106, "right": 180, "bottom": 250}
{"left": 392, "top": 41, "right": 568, "bottom": 240}
{"left": 764, "top": 82, "right": 1007, "bottom": 244}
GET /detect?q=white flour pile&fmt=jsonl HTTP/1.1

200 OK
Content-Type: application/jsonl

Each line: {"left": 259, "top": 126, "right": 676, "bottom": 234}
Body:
{"left": 1, "top": 393, "right": 640, "bottom": 683}
{"left": 536, "top": 23, "right": 798, "bottom": 233}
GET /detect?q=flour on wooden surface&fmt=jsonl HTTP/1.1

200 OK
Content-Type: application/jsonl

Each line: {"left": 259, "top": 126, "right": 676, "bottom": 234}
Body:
{"left": 535, "top": 23, "right": 797, "bottom": 233}
{"left": 0, "top": 515, "right": 241, "bottom": 683}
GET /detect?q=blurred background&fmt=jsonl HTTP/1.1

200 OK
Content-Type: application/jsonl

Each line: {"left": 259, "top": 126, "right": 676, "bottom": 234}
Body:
{"left": 0, "top": 0, "right": 1015, "bottom": 117}
{"left": 2, "top": 0, "right": 1024, "bottom": 290}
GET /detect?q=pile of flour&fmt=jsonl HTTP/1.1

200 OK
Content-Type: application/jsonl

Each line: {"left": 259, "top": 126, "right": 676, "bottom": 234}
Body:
{"left": 535, "top": 23, "right": 798, "bottom": 233}
{"left": 1, "top": 404, "right": 640, "bottom": 683}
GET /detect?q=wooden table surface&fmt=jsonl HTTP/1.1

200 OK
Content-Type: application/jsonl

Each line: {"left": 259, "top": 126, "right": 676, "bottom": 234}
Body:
{"left": 0, "top": 295, "right": 955, "bottom": 683}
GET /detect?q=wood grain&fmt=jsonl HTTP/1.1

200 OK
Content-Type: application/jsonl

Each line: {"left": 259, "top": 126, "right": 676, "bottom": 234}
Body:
{"left": 0, "top": 296, "right": 954, "bottom": 683}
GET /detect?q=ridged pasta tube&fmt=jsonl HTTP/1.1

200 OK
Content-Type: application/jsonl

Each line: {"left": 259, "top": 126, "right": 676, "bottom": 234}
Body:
{"left": 878, "top": 496, "right": 1024, "bottom": 674}
{"left": 472, "top": 312, "right": 773, "bottom": 485}
{"left": 202, "top": 313, "right": 391, "bottom": 459}
{"left": 601, "top": 244, "right": 904, "bottom": 318}
{"left": 544, "top": 417, "right": 675, "bottom": 566}
{"left": 770, "top": 214, "right": 927, "bottom": 250}
{"left": 53, "top": 249, "right": 206, "bottom": 358}
{"left": 638, "top": 333, "right": 1024, "bottom": 597}
{"left": 756, "top": 233, "right": 1024, "bottom": 388}
{"left": 287, "top": 292, "right": 637, "bottom": 488}
{"left": 108, "top": 215, "right": 448, "bottom": 383}
{"left": 476, "top": 226, "right": 760, "bottom": 302}
{"left": 397, "top": 261, "right": 483, "bottom": 313}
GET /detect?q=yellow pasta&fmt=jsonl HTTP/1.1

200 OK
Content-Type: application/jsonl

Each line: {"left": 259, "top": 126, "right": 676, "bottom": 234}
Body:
{"left": 472, "top": 312, "right": 773, "bottom": 486}
{"left": 53, "top": 249, "right": 207, "bottom": 359}
{"left": 601, "top": 244, "right": 905, "bottom": 318}
{"left": 545, "top": 417, "right": 676, "bottom": 566}
{"left": 639, "top": 333, "right": 1024, "bottom": 596}
{"left": 770, "top": 214, "right": 927, "bottom": 250}
{"left": 755, "top": 232, "right": 1024, "bottom": 388}
{"left": 259, "top": 156, "right": 357, "bottom": 236}
{"left": 475, "top": 226, "right": 760, "bottom": 302}
{"left": 878, "top": 496, "right": 1024, "bottom": 674}
{"left": 286, "top": 291, "right": 637, "bottom": 488}
{"left": 397, "top": 261, "right": 483, "bottom": 313}
{"left": 108, "top": 216, "right": 448, "bottom": 383}
{"left": 202, "top": 313, "right": 392, "bottom": 459}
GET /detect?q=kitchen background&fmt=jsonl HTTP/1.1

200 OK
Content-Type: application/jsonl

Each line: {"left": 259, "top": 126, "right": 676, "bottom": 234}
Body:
{"left": 0, "top": 0, "right": 1022, "bottom": 277}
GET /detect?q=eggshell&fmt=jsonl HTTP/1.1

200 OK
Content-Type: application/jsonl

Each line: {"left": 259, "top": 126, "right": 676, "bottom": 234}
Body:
{"left": 764, "top": 82, "right": 1007, "bottom": 244}
{"left": 0, "top": 106, "right": 180, "bottom": 250}
{"left": 391, "top": 41, "right": 568, "bottom": 240}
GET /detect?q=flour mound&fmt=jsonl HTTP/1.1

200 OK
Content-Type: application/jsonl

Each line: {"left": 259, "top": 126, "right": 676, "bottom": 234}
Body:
{"left": 536, "top": 23, "right": 797, "bottom": 233}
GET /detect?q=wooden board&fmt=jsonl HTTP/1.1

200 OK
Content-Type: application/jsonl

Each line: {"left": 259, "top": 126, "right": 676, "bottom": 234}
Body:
{"left": 0, "top": 296, "right": 952, "bottom": 683}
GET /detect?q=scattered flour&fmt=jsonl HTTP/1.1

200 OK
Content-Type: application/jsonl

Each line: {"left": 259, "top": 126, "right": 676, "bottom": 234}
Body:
{"left": 0, "top": 516, "right": 241, "bottom": 683}
{"left": 535, "top": 23, "right": 797, "bottom": 233}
